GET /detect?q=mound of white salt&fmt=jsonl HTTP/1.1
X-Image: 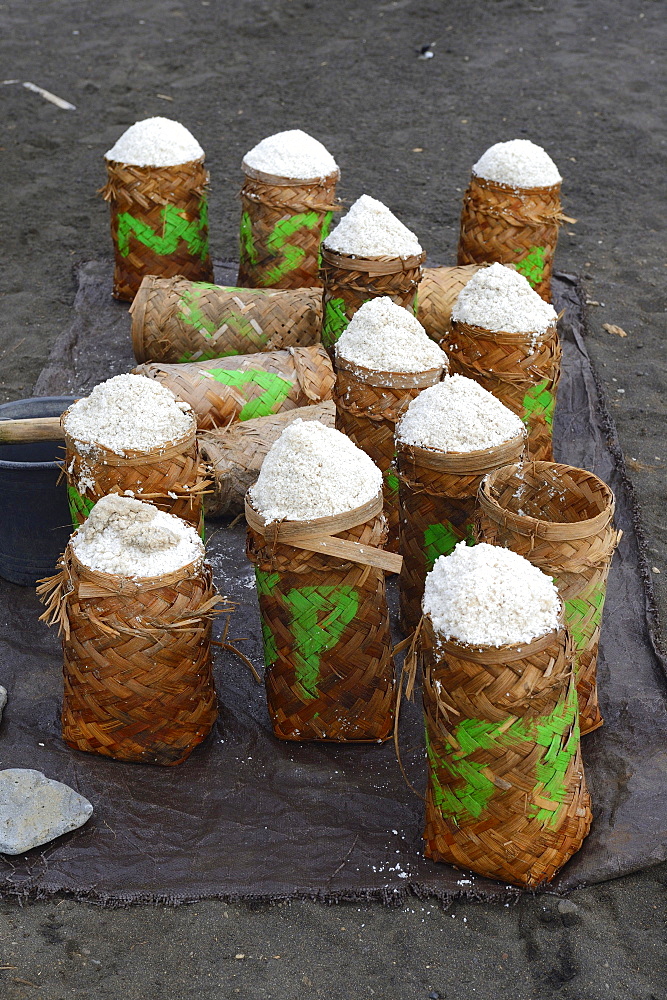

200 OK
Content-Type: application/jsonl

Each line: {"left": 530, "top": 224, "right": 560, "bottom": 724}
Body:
{"left": 243, "top": 129, "right": 338, "bottom": 180}
{"left": 472, "top": 138, "right": 561, "bottom": 189}
{"left": 451, "top": 262, "right": 557, "bottom": 335}
{"left": 395, "top": 375, "right": 524, "bottom": 453}
{"left": 323, "top": 194, "right": 422, "bottom": 258}
{"left": 251, "top": 419, "right": 382, "bottom": 522}
{"left": 423, "top": 541, "right": 561, "bottom": 647}
{"left": 105, "top": 117, "right": 204, "bottom": 167}
{"left": 64, "top": 374, "right": 193, "bottom": 456}
{"left": 335, "top": 297, "right": 447, "bottom": 373}
{"left": 71, "top": 494, "right": 204, "bottom": 578}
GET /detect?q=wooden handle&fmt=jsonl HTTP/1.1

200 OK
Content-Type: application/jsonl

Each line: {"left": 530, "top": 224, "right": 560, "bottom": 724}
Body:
{"left": 0, "top": 416, "right": 64, "bottom": 444}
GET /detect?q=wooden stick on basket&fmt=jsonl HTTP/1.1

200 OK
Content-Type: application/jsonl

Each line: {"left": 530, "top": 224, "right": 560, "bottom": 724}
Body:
{"left": 131, "top": 275, "right": 323, "bottom": 364}
{"left": 475, "top": 461, "right": 621, "bottom": 735}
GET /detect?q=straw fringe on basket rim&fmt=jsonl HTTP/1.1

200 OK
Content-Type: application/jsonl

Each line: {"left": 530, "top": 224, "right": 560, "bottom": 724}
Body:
{"left": 100, "top": 155, "right": 209, "bottom": 200}
{"left": 320, "top": 244, "right": 427, "bottom": 276}
{"left": 464, "top": 173, "right": 574, "bottom": 225}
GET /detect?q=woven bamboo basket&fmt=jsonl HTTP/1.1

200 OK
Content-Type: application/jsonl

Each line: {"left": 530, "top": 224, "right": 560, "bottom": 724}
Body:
{"left": 199, "top": 401, "right": 336, "bottom": 518}
{"left": 475, "top": 461, "right": 621, "bottom": 736}
{"left": 457, "top": 174, "right": 570, "bottom": 302}
{"left": 101, "top": 157, "right": 214, "bottom": 302}
{"left": 444, "top": 318, "right": 561, "bottom": 462}
{"left": 237, "top": 163, "right": 340, "bottom": 289}
{"left": 417, "top": 265, "right": 485, "bottom": 344}
{"left": 131, "top": 275, "right": 323, "bottom": 364}
{"left": 397, "top": 432, "right": 526, "bottom": 634}
{"left": 245, "top": 492, "right": 402, "bottom": 742}
{"left": 38, "top": 547, "right": 224, "bottom": 765}
{"left": 333, "top": 357, "right": 446, "bottom": 552}
{"left": 319, "top": 246, "right": 426, "bottom": 360}
{"left": 134, "top": 344, "right": 335, "bottom": 431}
{"left": 420, "top": 614, "right": 592, "bottom": 887}
{"left": 62, "top": 407, "right": 205, "bottom": 532}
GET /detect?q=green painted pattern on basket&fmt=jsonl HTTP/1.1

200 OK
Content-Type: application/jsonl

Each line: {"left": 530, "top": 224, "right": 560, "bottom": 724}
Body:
{"left": 116, "top": 199, "right": 209, "bottom": 260}
{"left": 259, "top": 211, "right": 322, "bottom": 286}
{"left": 321, "top": 296, "right": 350, "bottom": 348}
{"left": 522, "top": 378, "right": 555, "bottom": 429}
{"left": 283, "top": 585, "right": 359, "bottom": 700}
{"left": 317, "top": 211, "right": 334, "bottom": 272}
{"left": 67, "top": 484, "right": 95, "bottom": 529}
{"left": 203, "top": 369, "right": 294, "bottom": 420}
{"left": 384, "top": 467, "right": 399, "bottom": 498}
{"left": 239, "top": 210, "right": 258, "bottom": 266}
{"left": 563, "top": 583, "right": 606, "bottom": 654}
{"left": 514, "top": 245, "right": 546, "bottom": 288}
{"left": 255, "top": 569, "right": 281, "bottom": 667}
{"left": 423, "top": 521, "right": 475, "bottom": 572}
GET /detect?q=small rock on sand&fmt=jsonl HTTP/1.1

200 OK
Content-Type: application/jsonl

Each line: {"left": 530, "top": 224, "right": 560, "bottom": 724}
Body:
{"left": 0, "top": 768, "right": 93, "bottom": 855}
{"left": 0, "top": 685, "right": 6, "bottom": 720}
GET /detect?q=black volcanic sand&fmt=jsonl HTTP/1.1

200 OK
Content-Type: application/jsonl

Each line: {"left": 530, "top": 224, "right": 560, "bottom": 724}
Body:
{"left": 1, "top": 1, "right": 666, "bottom": 998}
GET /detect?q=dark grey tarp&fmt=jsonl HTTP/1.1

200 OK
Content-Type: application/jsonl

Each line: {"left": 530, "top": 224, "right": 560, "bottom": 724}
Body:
{"left": 0, "top": 263, "right": 664, "bottom": 906}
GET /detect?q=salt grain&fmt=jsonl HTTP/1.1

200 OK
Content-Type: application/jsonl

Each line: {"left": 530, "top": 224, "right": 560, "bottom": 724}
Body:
{"left": 105, "top": 117, "right": 204, "bottom": 167}
{"left": 472, "top": 139, "right": 561, "bottom": 189}
{"left": 251, "top": 419, "right": 382, "bottom": 523}
{"left": 324, "top": 194, "right": 422, "bottom": 259}
{"left": 71, "top": 494, "right": 203, "bottom": 578}
{"left": 395, "top": 375, "right": 524, "bottom": 453}
{"left": 423, "top": 542, "right": 560, "bottom": 647}
{"left": 451, "top": 263, "right": 557, "bottom": 335}
{"left": 64, "top": 374, "right": 193, "bottom": 457}
{"left": 335, "top": 297, "right": 447, "bottom": 373}
{"left": 243, "top": 129, "right": 338, "bottom": 180}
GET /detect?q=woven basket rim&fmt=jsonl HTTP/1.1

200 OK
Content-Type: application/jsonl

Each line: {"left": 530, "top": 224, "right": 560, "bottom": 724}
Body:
{"left": 66, "top": 544, "right": 206, "bottom": 591}
{"left": 241, "top": 161, "right": 340, "bottom": 186}
{"left": 104, "top": 155, "right": 206, "bottom": 172}
{"left": 423, "top": 612, "right": 566, "bottom": 664}
{"left": 335, "top": 354, "right": 446, "bottom": 388}
{"left": 245, "top": 490, "right": 383, "bottom": 537}
{"left": 61, "top": 406, "right": 197, "bottom": 465}
{"left": 395, "top": 431, "right": 526, "bottom": 473}
{"left": 320, "top": 244, "right": 426, "bottom": 272}
{"left": 450, "top": 317, "right": 558, "bottom": 343}
{"left": 469, "top": 172, "right": 562, "bottom": 196}
{"left": 479, "top": 461, "right": 615, "bottom": 540}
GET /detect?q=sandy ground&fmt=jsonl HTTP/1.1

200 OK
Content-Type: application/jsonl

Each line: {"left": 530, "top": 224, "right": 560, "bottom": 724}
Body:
{"left": 1, "top": 0, "right": 666, "bottom": 997}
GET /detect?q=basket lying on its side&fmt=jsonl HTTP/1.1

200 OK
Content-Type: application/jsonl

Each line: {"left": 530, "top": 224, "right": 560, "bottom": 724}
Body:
{"left": 444, "top": 316, "right": 561, "bottom": 462}
{"left": 131, "top": 275, "right": 323, "bottom": 364}
{"left": 457, "top": 174, "right": 569, "bottom": 302}
{"left": 319, "top": 246, "right": 426, "bottom": 360}
{"left": 38, "top": 548, "right": 224, "bottom": 765}
{"left": 237, "top": 164, "right": 340, "bottom": 289}
{"left": 199, "top": 401, "right": 336, "bottom": 519}
{"left": 420, "top": 613, "right": 592, "bottom": 887}
{"left": 397, "top": 432, "right": 526, "bottom": 634}
{"left": 475, "top": 461, "right": 621, "bottom": 735}
{"left": 417, "top": 265, "right": 485, "bottom": 344}
{"left": 101, "top": 157, "right": 214, "bottom": 302}
{"left": 134, "top": 345, "right": 335, "bottom": 431}
{"left": 333, "top": 359, "right": 445, "bottom": 552}
{"left": 62, "top": 407, "right": 205, "bottom": 531}
{"left": 245, "top": 492, "right": 402, "bottom": 742}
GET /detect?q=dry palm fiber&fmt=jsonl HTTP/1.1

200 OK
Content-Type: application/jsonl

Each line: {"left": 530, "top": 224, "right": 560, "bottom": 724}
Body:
{"left": 134, "top": 345, "right": 335, "bottom": 431}
{"left": 397, "top": 434, "right": 526, "bottom": 634}
{"left": 475, "top": 461, "right": 621, "bottom": 735}
{"left": 199, "top": 401, "right": 336, "bottom": 518}
{"left": 457, "top": 174, "right": 569, "bottom": 302}
{"left": 417, "top": 265, "right": 485, "bottom": 344}
{"left": 237, "top": 164, "right": 340, "bottom": 289}
{"left": 319, "top": 246, "right": 426, "bottom": 360}
{"left": 444, "top": 318, "right": 561, "bottom": 462}
{"left": 100, "top": 158, "right": 214, "bottom": 302}
{"left": 131, "top": 275, "right": 323, "bottom": 364}
{"left": 417, "top": 613, "right": 592, "bottom": 887}
{"left": 333, "top": 359, "right": 445, "bottom": 552}
{"left": 38, "top": 547, "right": 224, "bottom": 766}
{"left": 245, "top": 492, "right": 401, "bottom": 742}
{"left": 62, "top": 407, "right": 205, "bottom": 532}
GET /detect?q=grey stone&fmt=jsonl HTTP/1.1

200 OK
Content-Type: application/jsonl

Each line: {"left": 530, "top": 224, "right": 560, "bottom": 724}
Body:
{"left": 558, "top": 898, "right": 582, "bottom": 926}
{"left": 0, "top": 769, "right": 93, "bottom": 855}
{"left": 0, "top": 685, "right": 6, "bottom": 721}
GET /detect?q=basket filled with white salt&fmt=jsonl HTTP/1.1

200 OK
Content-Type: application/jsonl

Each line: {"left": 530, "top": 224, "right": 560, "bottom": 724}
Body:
{"left": 333, "top": 297, "right": 448, "bottom": 551}
{"left": 245, "top": 419, "right": 402, "bottom": 742}
{"left": 418, "top": 542, "right": 592, "bottom": 887}
{"left": 319, "top": 195, "right": 426, "bottom": 358}
{"left": 457, "top": 138, "right": 569, "bottom": 302}
{"left": 237, "top": 129, "right": 340, "bottom": 290}
{"left": 38, "top": 495, "right": 226, "bottom": 766}
{"left": 475, "top": 461, "right": 621, "bottom": 736}
{"left": 62, "top": 374, "right": 205, "bottom": 532}
{"left": 446, "top": 262, "right": 561, "bottom": 462}
{"left": 395, "top": 375, "right": 526, "bottom": 633}
{"left": 101, "top": 117, "right": 214, "bottom": 301}
{"left": 135, "top": 344, "right": 335, "bottom": 431}
{"left": 131, "top": 274, "right": 323, "bottom": 364}
{"left": 417, "top": 264, "right": 486, "bottom": 344}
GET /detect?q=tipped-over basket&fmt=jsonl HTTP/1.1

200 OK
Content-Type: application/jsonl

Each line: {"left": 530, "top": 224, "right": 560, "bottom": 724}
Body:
{"left": 475, "top": 461, "right": 621, "bottom": 735}
{"left": 245, "top": 491, "right": 401, "bottom": 742}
